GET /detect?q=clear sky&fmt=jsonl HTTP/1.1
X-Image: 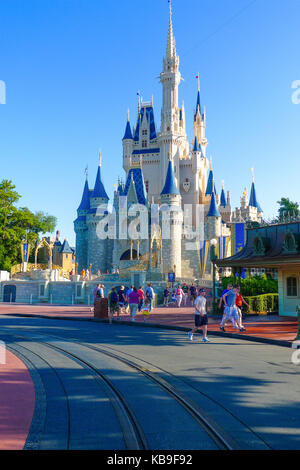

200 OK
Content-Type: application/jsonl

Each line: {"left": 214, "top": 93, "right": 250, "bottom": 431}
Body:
{"left": 0, "top": 0, "right": 299, "bottom": 246}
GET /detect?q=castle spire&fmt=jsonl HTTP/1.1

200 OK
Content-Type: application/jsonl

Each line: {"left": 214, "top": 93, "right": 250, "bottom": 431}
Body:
{"left": 161, "top": 159, "right": 180, "bottom": 195}
{"left": 220, "top": 180, "right": 227, "bottom": 208}
{"left": 166, "top": 0, "right": 176, "bottom": 60}
{"left": 249, "top": 168, "right": 262, "bottom": 212}
{"left": 207, "top": 186, "right": 221, "bottom": 217}
{"left": 92, "top": 155, "right": 109, "bottom": 200}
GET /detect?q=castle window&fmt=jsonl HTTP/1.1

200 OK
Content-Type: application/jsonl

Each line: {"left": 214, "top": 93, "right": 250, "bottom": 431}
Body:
{"left": 76, "top": 285, "right": 82, "bottom": 297}
{"left": 145, "top": 181, "right": 149, "bottom": 193}
{"left": 142, "top": 129, "right": 147, "bottom": 136}
{"left": 142, "top": 140, "right": 147, "bottom": 148}
{"left": 287, "top": 276, "right": 297, "bottom": 297}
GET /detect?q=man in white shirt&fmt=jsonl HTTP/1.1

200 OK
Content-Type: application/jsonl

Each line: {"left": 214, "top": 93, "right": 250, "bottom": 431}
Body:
{"left": 188, "top": 289, "right": 210, "bottom": 343}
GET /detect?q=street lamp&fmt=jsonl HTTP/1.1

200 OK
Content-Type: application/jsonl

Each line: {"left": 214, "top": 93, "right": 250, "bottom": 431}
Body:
{"left": 210, "top": 238, "right": 217, "bottom": 314}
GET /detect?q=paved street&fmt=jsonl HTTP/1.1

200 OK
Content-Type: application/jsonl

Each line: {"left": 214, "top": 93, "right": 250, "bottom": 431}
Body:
{"left": 0, "top": 315, "right": 299, "bottom": 450}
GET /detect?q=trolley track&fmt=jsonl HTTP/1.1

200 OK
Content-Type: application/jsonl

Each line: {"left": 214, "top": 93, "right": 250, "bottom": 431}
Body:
{"left": 0, "top": 327, "right": 250, "bottom": 450}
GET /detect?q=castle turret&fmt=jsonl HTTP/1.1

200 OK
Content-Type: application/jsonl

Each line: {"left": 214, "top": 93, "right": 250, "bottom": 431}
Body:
{"left": 74, "top": 177, "right": 90, "bottom": 272}
{"left": 122, "top": 110, "right": 134, "bottom": 173}
{"left": 207, "top": 186, "right": 221, "bottom": 240}
{"left": 160, "top": 157, "right": 183, "bottom": 278}
{"left": 86, "top": 153, "right": 111, "bottom": 274}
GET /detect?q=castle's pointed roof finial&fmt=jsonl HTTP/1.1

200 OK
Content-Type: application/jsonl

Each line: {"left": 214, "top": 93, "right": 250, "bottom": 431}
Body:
{"left": 251, "top": 167, "right": 255, "bottom": 183}
{"left": 210, "top": 156, "right": 213, "bottom": 171}
{"left": 98, "top": 149, "right": 102, "bottom": 167}
{"left": 127, "top": 108, "right": 130, "bottom": 121}
{"left": 166, "top": 0, "right": 176, "bottom": 60}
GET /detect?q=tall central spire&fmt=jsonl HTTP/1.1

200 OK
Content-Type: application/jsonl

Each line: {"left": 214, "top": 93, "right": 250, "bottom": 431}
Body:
{"left": 166, "top": 0, "right": 176, "bottom": 60}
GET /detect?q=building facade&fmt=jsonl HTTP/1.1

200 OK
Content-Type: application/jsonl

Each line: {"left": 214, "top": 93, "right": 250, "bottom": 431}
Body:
{"left": 74, "top": 1, "right": 263, "bottom": 283}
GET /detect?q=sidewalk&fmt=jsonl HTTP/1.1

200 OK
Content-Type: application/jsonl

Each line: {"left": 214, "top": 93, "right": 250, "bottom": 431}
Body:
{"left": 0, "top": 303, "right": 297, "bottom": 345}
{"left": 0, "top": 345, "right": 35, "bottom": 450}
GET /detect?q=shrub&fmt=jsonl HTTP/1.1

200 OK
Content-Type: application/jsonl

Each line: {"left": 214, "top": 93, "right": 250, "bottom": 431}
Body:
{"left": 243, "top": 294, "right": 278, "bottom": 314}
{"left": 221, "top": 275, "right": 278, "bottom": 297}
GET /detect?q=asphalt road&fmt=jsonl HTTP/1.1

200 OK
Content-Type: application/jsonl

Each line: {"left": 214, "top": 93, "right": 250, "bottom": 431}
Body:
{"left": 0, "top": 315, "right": 299, "bottom": 450}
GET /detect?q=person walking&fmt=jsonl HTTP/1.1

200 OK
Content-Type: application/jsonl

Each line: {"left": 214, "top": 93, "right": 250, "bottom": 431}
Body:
{"left": 218, "top": 283, "right": 233, "bottom": 332}
{"left": 137, "top": 286, "right": 145, "bottom": 312}
{"left": 188, "top": 289, "right": 210, "bottom": 343}
{"left": 118, "top": 285, "right": 126, "bottom": 315}
{"left": 182, "top": 283, "right": 188, "bottom": 306}
{"left": 220, "top": 285, "right": 240, "bottom": 330}
{"left": 145, "top": 283, "right": 154, "bottom": 312}
{"left": 128, "top": 287, "right": 139, "bottom": 322}
{"left": 163, "top": 287, "right": 170, "bottom": 307}
{"left": 108, "top": 287, "right": 119, "bottom": 323}
{"left": 189, "top": 283, "right": 197, "bottom": 306}
{"left": 175, "top": 285, "right": 183, "bottom": 308}
{"left": 235, "top": 286, "right": 248, "bottom": 332}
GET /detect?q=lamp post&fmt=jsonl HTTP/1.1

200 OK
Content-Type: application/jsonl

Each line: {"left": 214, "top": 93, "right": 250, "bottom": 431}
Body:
{"left": 210, "top": 238, "right": 217, "bottom": 314}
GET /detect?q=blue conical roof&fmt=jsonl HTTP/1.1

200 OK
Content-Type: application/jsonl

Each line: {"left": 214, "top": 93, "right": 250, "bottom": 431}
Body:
{"left": 205, "top": 170, "right": 217, "bottom": 196}
{"left": 161, "top": 160, "right": 180, "bottom": 196}
{"left": 207, "top": 191, "right": 221, "bottom": 217}
{"left": 60, "top": 239, "right": 73, "bottom": 254}
{"left": 249, "top": 182, "right": 262, "bottom": 212}
{"left": 92, "top": 166, "right": 109, "bottom": 200}
{"left": 77, "top": 179, "right": 90, "bottom": 212}
{"left": 220, "top": 188, "right": 227, "bottom": 208}
{"left": 123, "top": 119, "right": 133, "bottom": 140}
{"left": 194, "top": 90, "right": 202, "bottom": 121}
{"left": 193, "top": 136, "right": 200, "bottom": 152}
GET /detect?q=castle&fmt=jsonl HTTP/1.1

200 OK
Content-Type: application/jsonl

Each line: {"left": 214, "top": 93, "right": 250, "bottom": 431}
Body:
{"left": 74, "top": 1, "right": 263, "bottom": 284}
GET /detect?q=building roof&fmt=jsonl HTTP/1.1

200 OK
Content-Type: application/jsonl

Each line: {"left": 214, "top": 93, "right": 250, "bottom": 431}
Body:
{"left": 205, "top": 170, "right": 217, "bottom": 196}
{"left": 216, "top": 221, "right": 300, "bottom": 267}
{"left": 133, "top": 106, "right": 157, "bottom": 141}
{"left": 123, "top": 168, "right": 147, "bottom": 205}
{"left": 207, "top": 191, "right": 220, "bottom": 217}
{"left": 161, "top": 160, "right": 180, "bottom": 196}
{"left": 193, "top": 136, "right": 201, "bottom": 153}
{"left": 77, "top": 179, "right": 90, "bottom": 212}
{"left": 220, "top": 187, "right": 227, "bottom": 208}
{"left": 194, "top": 90, "right": 202, "bottom": 121}
{"left": 123, "top": 119, "right": 133, "bottom": 140}
{"left": 249, "top": 182, "right": 262, "bottom": 212}
{"left": 92, "top": 165, "right": 109, "bottom": 200}
{"left": 60, "top": 239, "right": 73, "bottom": 254}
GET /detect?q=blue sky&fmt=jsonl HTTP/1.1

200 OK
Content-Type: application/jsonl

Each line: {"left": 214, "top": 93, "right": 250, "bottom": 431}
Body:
{"left": 0, "top": 0, "right": 299, "bottom": 245}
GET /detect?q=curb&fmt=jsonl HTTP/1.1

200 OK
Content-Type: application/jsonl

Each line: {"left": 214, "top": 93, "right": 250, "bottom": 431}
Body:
{"left": 2, "top": 312, "right": 294, "bottom": 348}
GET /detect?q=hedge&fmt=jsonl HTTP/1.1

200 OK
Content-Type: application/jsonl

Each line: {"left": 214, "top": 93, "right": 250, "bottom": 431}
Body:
{"left": 243, "top": 293, "right": 279, "bottom": 314}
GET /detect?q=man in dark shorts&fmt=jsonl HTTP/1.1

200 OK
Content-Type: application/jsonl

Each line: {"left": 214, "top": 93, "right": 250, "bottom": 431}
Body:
{"left": 188, "top": 289, "right": 210, "bottom": 343}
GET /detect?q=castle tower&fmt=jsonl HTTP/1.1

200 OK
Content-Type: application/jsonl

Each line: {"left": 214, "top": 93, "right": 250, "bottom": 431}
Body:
{"left": 86, "top": 153, "right": 111, "bottom": 274}
{"left": 207, "top": 185, "right": 221, "bottom": 240}
{"left": 74, "top": 177, "right": 90, "bottom": 272}
{"left": 158, "top": 0, "right": 188, "bottom": 193}
{"left": 160, "top": 156, "right": 183, "bottom": 278}
{"left": 122, "top": 110, "right": 134, "bottom": 173}
{"left": 219, "top": 180, "right": 232, "bottom": 223}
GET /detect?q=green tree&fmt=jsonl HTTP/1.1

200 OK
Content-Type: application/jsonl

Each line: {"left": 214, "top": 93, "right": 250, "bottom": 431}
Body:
{"left": 0, "top": 180, "right": 56, "bottom": 271}
{"left": 277, "top": 197, "right": 299, "bottom": 220}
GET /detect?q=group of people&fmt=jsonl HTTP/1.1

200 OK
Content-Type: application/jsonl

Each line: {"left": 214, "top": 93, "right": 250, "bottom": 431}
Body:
{"left": 188, "top": 282, "right": 249, "bottom": 342}
{"left": 163, "top": 283, "right": 198, "bottom": 308}
{"left": 93, "top": 283, "right": 155, "bottom": 324}
{"left": 93, "top": 280, "right": 249, "bottom": 343}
